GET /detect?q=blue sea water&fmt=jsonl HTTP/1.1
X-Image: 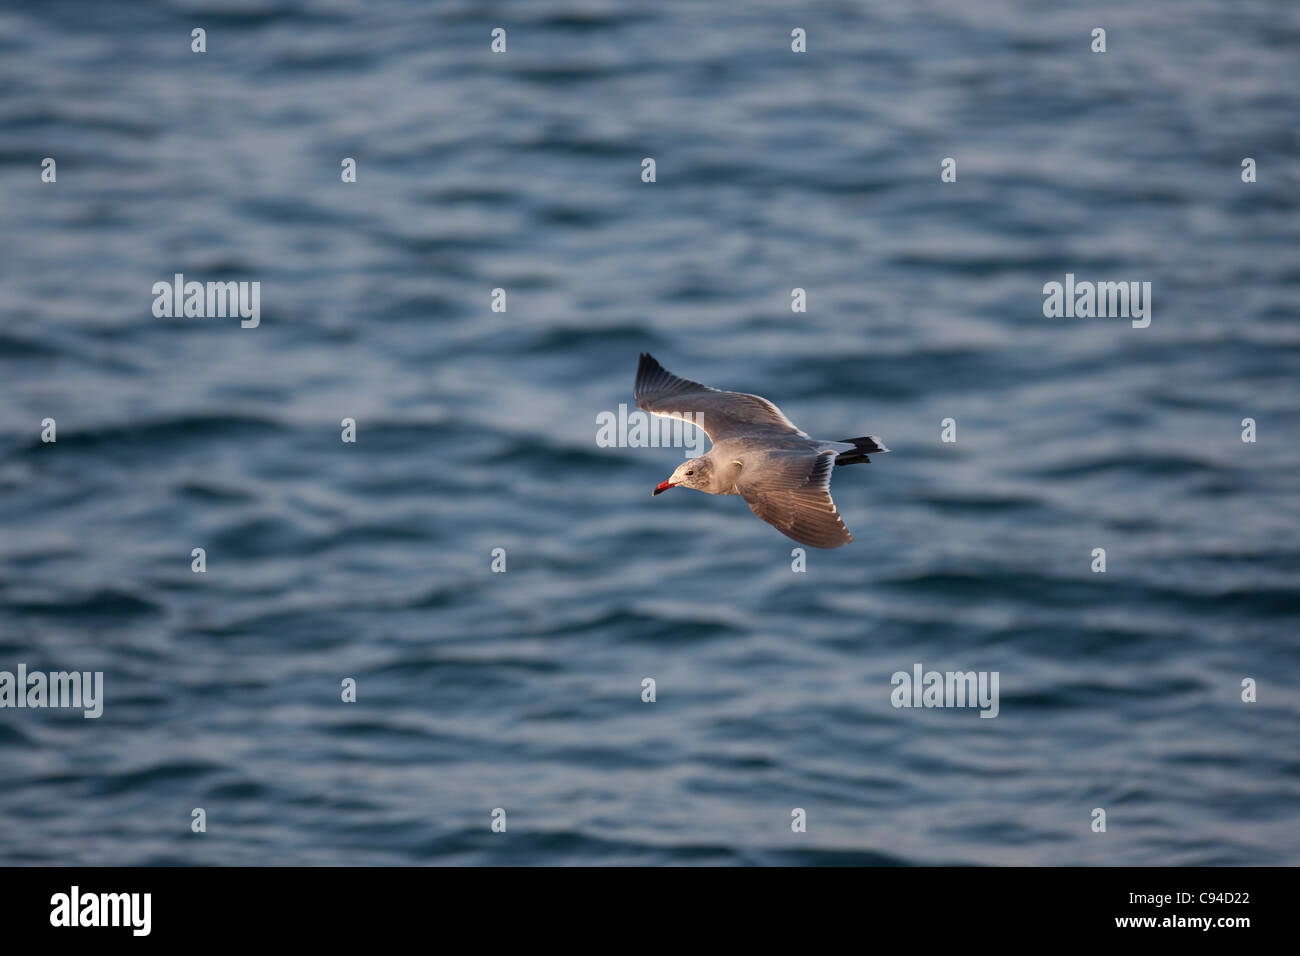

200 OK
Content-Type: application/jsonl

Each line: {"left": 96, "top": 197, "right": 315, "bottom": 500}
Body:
{"left": 0, "top": 0, "right": 1298, "bottom": 865}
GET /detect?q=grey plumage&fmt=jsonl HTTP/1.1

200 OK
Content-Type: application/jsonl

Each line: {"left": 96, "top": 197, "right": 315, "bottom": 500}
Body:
{"left": 635, "top": 353, "right": 888, "bottom": 549}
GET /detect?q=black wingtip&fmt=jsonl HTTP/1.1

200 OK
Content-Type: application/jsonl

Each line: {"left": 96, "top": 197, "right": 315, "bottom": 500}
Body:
{"left": 635, "top": 352, "right": 665, "bottom": 394}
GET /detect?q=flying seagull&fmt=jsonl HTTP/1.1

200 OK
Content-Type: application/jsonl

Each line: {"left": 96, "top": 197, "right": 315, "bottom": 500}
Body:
{"left": 635, "top": 353, "right": 888, "bottom": 549}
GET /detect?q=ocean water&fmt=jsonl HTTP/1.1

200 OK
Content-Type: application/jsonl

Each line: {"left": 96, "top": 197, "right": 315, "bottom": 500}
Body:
{"left": 1, "top": 0, "right": 1298, "bottom": 866}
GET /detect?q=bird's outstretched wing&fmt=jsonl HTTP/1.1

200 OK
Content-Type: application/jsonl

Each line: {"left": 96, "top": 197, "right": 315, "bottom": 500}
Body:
{"left": 736, "top": 450, "right": 853, "bottom": 549}
{"left": 634, "top": 353, "right": 808, "bottom": 442}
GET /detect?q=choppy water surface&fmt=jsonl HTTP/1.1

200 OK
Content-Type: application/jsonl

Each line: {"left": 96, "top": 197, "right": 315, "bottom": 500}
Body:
{"left": 1, "top": 0, "right": 1298, "bottom": 865}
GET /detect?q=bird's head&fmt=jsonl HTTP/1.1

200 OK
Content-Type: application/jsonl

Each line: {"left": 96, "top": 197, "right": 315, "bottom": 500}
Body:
{"left": 653, "top": 456, "right": 712, "bottom": 495}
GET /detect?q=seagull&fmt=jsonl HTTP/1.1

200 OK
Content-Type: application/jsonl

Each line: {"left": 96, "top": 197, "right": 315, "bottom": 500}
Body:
{"left": 635, "top": 353, "right": 888, "bottom": 549}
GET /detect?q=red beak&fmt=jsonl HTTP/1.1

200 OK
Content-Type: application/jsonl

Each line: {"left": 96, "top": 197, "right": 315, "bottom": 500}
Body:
{"left": 653, "top": 481, "right": 676, "bottom": 496}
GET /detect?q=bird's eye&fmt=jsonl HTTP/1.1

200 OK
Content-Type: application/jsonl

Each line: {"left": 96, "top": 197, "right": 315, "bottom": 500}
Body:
{"left": 686, "top": 470, "right": 694, "bottom": 476}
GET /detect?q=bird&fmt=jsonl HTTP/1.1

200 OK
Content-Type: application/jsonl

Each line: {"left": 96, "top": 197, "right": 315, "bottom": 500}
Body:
{"left": 635, "top": 353, "right": 888, "bottom": 549}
